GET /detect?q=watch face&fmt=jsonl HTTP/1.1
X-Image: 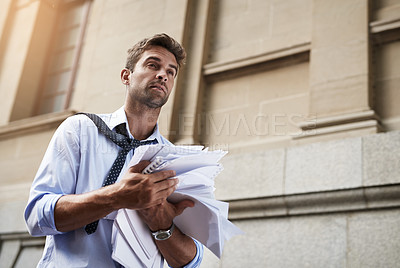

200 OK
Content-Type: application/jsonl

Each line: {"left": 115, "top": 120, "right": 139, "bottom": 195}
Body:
{"left": 153, "top": 223, "right": 174, "bottom": 241}
{"left": 156, "top": 232, "right": 170, "bottom": 240}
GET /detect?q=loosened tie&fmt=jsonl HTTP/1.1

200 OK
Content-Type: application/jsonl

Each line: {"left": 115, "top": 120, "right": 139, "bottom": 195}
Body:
{"left": 79, "top": 114, "right": 157, "bottom": 235}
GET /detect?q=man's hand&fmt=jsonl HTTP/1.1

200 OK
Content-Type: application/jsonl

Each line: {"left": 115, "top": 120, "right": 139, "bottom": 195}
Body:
{"left": 138, "top": 199, "right": 195, "bottom": 231}
{"left": 117, "top": 161, "right": 198, "bottom": 267}
{"left": 113, "top": 161, "right": 179, "bottom": 210}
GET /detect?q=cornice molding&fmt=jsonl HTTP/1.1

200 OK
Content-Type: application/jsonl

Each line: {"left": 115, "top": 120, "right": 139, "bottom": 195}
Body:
{"left": 294, "top": 110, "right": 382, "bottom": 139}
{"left": 0, "top": 110, "right": 76, "bottom": 140}
{"left": 370, "top": 17, "right": 400, "bottom": 44}
{"left": 370, "top": 17, "right": 400, "bottom": 34}
{"left": 203, "top": 42, "right": 311, "bottom": 78}
{"left": 227, "top": 184, "right": 400, "bottom": 220}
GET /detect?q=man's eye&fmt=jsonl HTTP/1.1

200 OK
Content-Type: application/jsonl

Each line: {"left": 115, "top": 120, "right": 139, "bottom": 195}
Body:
{"left": 168, "top": 70, "right": 175, "bottom": 76}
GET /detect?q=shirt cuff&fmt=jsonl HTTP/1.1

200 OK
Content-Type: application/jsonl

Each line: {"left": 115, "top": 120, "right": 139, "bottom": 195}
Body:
{"left": 37, "top": 194, "right": 65, "bottom": 235}
{"left": 180, "top": 238, "right": 204, "bottom": 268}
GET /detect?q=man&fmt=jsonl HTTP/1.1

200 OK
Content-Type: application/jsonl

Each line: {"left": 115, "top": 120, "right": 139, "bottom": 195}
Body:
{"left": 24, "top": 33, "right": 203, "bottom": 267}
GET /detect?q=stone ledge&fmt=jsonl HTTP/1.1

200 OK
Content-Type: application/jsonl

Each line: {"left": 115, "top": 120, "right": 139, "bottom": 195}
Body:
{"left": 227, "top": 184, "right": 400, "bottom": 220}
{"left": 370, "top": 17, "right": 400, "bottom": 44}
{"left": 0, "top": 110, "right": 76, "bottom": 140}
{"left": 203, "top": 42, "right": 311, "bottom": 77}
{"left": 294, "top": 110, "right": 382, "bottom": 140}
{"left": 370, "top": 17, "right": 400, "bottom": 33}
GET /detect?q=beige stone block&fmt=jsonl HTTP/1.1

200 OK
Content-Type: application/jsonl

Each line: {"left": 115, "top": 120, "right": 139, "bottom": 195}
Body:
{"left": 203, "top": 61, "right": 309, "bottom": 151}
{"left": 285, "top": 137, "right": 363, "bottom": 194}
{"left": 210, "top": 0, "right": 270, "bottom": 62}
{"left": 309, "top": 0, "right": 370, "bottom": 117}
{"left": 222, "top": 216, "right": 347, "bottom": 267}
{"left": 248, "top": 61, "right": 309, "bottom": 104}
{"left": 363, "top": 131, "right": 400, "bottom": 186}
{"left": 215, "top": 148, "right": 285, "bottom": 200}
{"left": 0, "top": 131, "right": 55, "bottom": 185}
{"left": 1, "top": 154, "right": 43, "bottom": 185}
{"left": 259, "top": 94, "right": 309, "bottom": 137}
{"left": 265, "top": 0, "right": 312, "bottom": 43}
{"left": 206, "top": 78, "right": 250, "bottom": 112}
{"left": 15, "top": 131, "right": 53, "bottom": 158}
{"left": 201, "top": 248, "right": 220, "bottom": 268}
{"left": 201, "top": 103, "right": 290, "bottom": 149}
{"left": 202, "top": 99, "right": 307, "bottom": 153}
{"left": 0, "top": 139, "right": 18, "bottom": 161}
{"left": 310, "top": 75, "right": 370, "bottom": 116}
{"left": 373, "top": 1, "right": 400, "bottom": 21}
{"left": 83, "top": 90, "right": 125, "bottom": 114}
{"left": 347, "top": 209, "right": 400, "bottom": 268}
{"left": 72, "top": 62, "right": 122, "bottom": 111}
{"left": 374, "top": 78, "right": 400, "bottom": 119}
{"left": 374, "top": 40, "right": 400, "bottom": 80}
{"left": 210, "top": 0, "right": 312, "bottom": 63}
{"left": 312, "top": 0, "right": 368, "bottom": 49}
{"left": 0, "top": 200, "right": 30, "bottom": 233}
{"left": 373, "top": 40, "right": 400, "bottom": 122}
{"left": 310, "top": 44, "right": 368, "bottom": 86}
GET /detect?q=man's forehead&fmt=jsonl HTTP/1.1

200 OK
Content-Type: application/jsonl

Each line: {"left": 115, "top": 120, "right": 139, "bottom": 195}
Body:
{"left": 141, "top": 47, "right": 177, "bottom": 66}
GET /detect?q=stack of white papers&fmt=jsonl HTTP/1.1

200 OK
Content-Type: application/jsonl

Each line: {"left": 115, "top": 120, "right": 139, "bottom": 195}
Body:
{"left": 111, "top": 144, "right": 243, "bottom": 268}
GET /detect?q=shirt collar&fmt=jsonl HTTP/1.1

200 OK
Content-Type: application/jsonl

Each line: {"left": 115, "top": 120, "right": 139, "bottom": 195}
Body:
{"left": 109, "top": 106, "right": 161, "bottom": 142}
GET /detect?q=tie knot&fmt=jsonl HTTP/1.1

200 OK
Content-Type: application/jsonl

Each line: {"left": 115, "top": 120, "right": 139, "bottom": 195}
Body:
{"left": 130, "top": 138, "right": 157, "bottom": 148}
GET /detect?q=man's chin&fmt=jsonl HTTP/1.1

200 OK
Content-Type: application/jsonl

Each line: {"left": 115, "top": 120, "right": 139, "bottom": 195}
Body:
{"left": 144, "top": 98, "right": 168, "bottom": 109}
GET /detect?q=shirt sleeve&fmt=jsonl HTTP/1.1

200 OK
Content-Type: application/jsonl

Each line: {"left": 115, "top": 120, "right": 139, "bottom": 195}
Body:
{"left": 24, "top": 117, "right": 81, "bottom": 236}
{"left": 169, "top": 238, "right": 203, "bottom": 268}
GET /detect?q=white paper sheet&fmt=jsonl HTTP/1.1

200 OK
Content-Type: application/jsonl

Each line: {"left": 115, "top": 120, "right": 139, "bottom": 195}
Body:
{"left": 112, "top": 144, "right": 243, "bottom": 267}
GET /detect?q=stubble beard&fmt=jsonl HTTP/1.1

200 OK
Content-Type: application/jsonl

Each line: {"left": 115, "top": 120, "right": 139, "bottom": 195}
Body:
{"left": 132, "top": 86, "right": 169, "bottom": 109}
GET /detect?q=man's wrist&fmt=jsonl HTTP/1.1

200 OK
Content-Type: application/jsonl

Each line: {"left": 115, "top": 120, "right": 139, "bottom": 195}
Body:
{"left": 151, "top": 222, "right": 175, "bottom": 241}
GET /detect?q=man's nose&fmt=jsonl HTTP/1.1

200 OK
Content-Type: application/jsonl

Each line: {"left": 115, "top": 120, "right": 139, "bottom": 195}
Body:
{"left": 156, "top": 70, "right": 167, "bottom": 81}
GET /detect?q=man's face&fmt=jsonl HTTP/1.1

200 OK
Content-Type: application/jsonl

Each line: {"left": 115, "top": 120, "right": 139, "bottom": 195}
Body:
{"left": 126, "top": 46, "right": 178, "bottom": 108}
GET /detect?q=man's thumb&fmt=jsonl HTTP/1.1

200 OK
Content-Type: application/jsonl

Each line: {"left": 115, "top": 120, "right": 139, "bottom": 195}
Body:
{"left": 175, "top": 200, "right": 195, "bottom": 216}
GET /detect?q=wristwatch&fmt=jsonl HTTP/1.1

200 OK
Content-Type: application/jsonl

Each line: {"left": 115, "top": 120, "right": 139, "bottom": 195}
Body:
{"left": 151, "top": 223, "right": 175, "bottom": 241}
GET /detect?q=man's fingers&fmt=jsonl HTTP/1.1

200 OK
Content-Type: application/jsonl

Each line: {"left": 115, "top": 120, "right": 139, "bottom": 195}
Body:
{"left": 128, "top": 160, "right": 151, "bottom": 173}
{"left": 154, "top": 177, "right": 179, "bottom": 194}
{"left": 151, "top": 170, "right": 176, "bottom": 183}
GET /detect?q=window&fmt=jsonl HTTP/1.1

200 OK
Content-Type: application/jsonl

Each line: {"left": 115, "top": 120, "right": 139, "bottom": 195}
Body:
{"left": 34, "top": 0, "right": 91, "bottom": 115}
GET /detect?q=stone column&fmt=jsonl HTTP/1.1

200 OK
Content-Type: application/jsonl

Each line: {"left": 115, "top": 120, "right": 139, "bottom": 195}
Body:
{"left": 296, "top": 0, "right": 379, "bottom": 142}
{"left": 169, "top": 0, "right": 213, "bottom": 145}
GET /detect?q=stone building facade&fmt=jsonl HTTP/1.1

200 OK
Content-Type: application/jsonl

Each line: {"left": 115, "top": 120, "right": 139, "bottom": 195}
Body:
{"left": 0, "top": 0, "right": 399, "bottom": 267}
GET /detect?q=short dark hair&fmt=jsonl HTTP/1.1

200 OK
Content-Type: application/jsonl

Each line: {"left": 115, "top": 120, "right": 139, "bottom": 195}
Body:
{"left": 125, "top": 33, "right": 186, "bottom": 72}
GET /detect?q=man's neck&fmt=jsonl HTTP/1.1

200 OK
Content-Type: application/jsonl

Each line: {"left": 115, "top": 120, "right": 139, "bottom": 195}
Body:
{"left": 124, "top": 103, "right": 160, "bottom": 141}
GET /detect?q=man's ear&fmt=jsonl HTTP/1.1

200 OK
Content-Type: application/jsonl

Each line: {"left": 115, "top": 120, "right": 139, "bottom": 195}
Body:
{"left": 120, "top": 68, "right": 131, "bottom": 85}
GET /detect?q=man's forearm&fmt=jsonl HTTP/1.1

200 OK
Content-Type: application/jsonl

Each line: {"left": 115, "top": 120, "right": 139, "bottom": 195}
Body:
{"left": 54, "top": 185, "right": 119, "bottom": 232}
{"left": 156, "top": 227, "right": 197, "bottom": 268}
{"left": 54, "top": 165, "right": 178, "bottom": 232}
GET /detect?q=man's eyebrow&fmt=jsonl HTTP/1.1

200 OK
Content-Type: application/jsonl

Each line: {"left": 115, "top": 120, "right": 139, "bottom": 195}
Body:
{"left": 145, "top": 56, "right": 178, "bottom": 73}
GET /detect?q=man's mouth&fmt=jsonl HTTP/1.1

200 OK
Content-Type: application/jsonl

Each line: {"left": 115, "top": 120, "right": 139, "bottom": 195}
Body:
{"left": 150, "top": 83, "right": 167, "bottom": 93}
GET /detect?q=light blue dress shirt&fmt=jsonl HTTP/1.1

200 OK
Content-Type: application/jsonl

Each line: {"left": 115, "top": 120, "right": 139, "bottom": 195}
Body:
{"left": 24, "top": 107, "right": 203, "bottom": 268}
